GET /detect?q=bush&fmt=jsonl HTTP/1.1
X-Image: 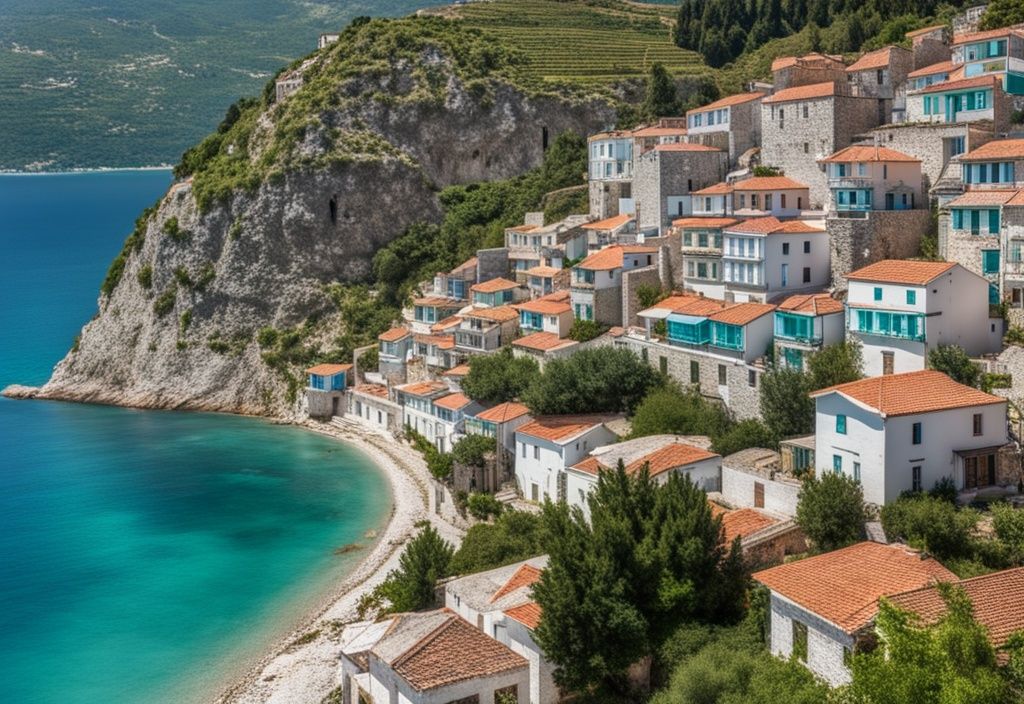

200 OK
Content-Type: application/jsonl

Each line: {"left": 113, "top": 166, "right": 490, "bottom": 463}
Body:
{"left": 374, "top": 524, "right": 453, "bottom": 614}
{"left": 523, "top": 346, "right": 662, "bottom": 415}
{"left": 452, "top": 434, "right": 495, "bottom": 469}
{"left": 567, "top": 318, "right": 607, "bottom": 342}
{"left": 461, "top": 350, "right": 538, "bottom": 404}
{"left": 631, "top": 384, "right": 731, "bottom": 440}
{"left": 466, "top": 493, "right": 504, "bottom": 521}
{"left": 711, "top": 419, "right": 776, "bottom": 456}
{"left": 449, "top": 510, "right": 545, "bottom": 575}
{"left": 407, "top": 428, "right": 453, "bottom": 480}
{"left": 153, "top": 285, "right": 177, "bottom": 317}
{"left": 880, "top": 495, "right": 978, "bottom": 560}
{"left": 137, "top": 264, "right": 153, "bottom": 289}
{"left": 173, "top": 266, "right": 192, "bottom": 288}
{"left": 162, "top": 216, "right": 188, "bottom": 242}
{"left": 759, "top": 366, "right": 814, "bottom": 439}
{"left": 929, "top": 477, "right": 958, "bottom": 504}
{"left": 796, "top": 472, "right": 868, "bottom": 552}
{"left": 928, "top": 344, "right": 980, "bottom": 388}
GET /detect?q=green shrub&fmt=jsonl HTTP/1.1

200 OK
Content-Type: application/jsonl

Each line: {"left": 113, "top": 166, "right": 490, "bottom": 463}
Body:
{"left": 137, "top": 264, "right": 153, "bottom": 289}
{"left": 153, "top": 285, "right": 177, "bottom": 317}
{"left": 452, "top": 434, "right": 495, "bottom": 468}
{"left": 929, "top": 476, "right": 958, "bottom": 504}
{"left": 796, "top": 472, "right": 868, "bottom": 552}
{"left": 100, "top": 201, "right": 158, "bottom": 297}
{"left": 179, "top": 310, "right": 193, "bottom": 336}
{"left": 880, "top": 495, "right": 978, "bottom": 560}
{"left": 194, "top": 263, "right": 216, "bottom": 291}
{"left": 567, "top": 318, "right": 607, "bottom": 342}
{"left": 449, "top": 510, "right": 545, "bottom": 575}
{"left": 466, "top": 493, "right": 504, "bottom": 521}
{"left": 173, "top": 266, "right": 192, "bottom": 288}
{"left": 162, "top": 216, "right": 189, "bottom": 242}
{"left": 257, "top": 326, "right": 279, "bottom": 348}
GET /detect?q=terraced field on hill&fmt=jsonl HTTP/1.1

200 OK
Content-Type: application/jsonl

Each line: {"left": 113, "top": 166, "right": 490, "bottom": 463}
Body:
{"left": 431, "top": 0, "right": 709, "bottom": 83}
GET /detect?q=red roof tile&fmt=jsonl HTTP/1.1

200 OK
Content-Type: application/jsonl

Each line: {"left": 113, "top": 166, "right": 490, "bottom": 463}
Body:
{"left": 763, "top": 81, "right": 839, "bottom": 104}
{"left": 672, "top": 217, "right": 741, "bottom": 229}
{"left": 581, "top": 214, "right": 633, "bottom": 231}
{"left": 691, "top": 181, "right": 734, "bottom": 195}
{"left": 948, "top": 189, "right": 1021, "bottom": 206}
{"left": 443, "top": 363, "right": 470, "bottom": 377}
{"left": 960, "top": 139, "right": 1024, "bottom": 162}
{"left": 306, "top": 363, "right": 352, "bottom": 375}
{"left": 378, "top": 326, "right": 410, "bottom": 342}
{"left": 517, "top": 415, "right": 614, "bottom": 443}
{"left": 917, "top": 74, "right": 1000, "bottom": 94}
{"left": 413, "top": 296, "right": 461, "bottom": 308}
{"left": 710, "top": 504, "right": 779, "bottom": 543}
{"left": 687, "top": 92, "right": 765, "bottom": 115}
{"left": 505, "top": 602, "right": 542, "bottom": 630}
{"left": 576, "top": 245, "right": 657, "bottom": 271}
{"left": 431, "top": 316, "right": 463, "bottom": 332}
{"left": 475, "top": 401, "right": 531, "bottom": 423}
{"left": 512, "top": 331, "right": 577, "bottom": 352}
{"left": 906, "top": 24, "right": 946, "bottom": 39}
{"left": 753, "top": 542, "right": 958, "bottom": 634}
{"left": 353, "top": 383, "right": 389, "bottom": 399}
{"left": 733, "top": 176, "right": 810, "bottom": 191}
{"left": 907, "top": 60, "right": 954, "bottom": 79}
{"left": 777, "top": 293, "right": 844, "bottom": 316}
{"left": 471, "top": 277, "right": 520, "bottom": 294}
{"left": 810, "top": 369, "right": 1006, "bottom": 417}
{"left": 524, "top": 265, "right": 562, "bottom": 278}
{"left": 846, "top": 259, "right": 955, "bottom": 285}
{"left": 707, "top": 302, "right": 776, "bottom": 326}
{"left": 952, "top": 26, "right": 1024, "bottom": 46}
{"left": 434, "top": 393, "right": 472, "bottom": 411}
{"left": 627, "top": 443, "right": 719, "bottom": 477}
{"left": 847, "top": 46, "right": 901, "bottom": 72}
{"left": 631, "top": 125, "right": 688, "bottom": 138}
{"left": 396, "top": 381, "right": 448, "bottom": 397}
{"left": 466, "top": 305, "right": 520, "bottom": 323}
{"left": 821, "top": 145, "right": 921, "bottom": 163}
{"left": 490, "top": 564, "right": 543, "bottom": 603}
{"left": 516, "top": 298, "right": 571, "bottom": 315}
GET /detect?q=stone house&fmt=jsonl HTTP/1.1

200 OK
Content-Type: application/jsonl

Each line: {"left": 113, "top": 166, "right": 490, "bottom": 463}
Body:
{"left": 773, "top": 293, "right": 846, "bottom": 371}
{"left": 820, "top": 144, "right": 924, "bottom": 213}
{"left": 710, "top": 502, "right": 807, "bottom": 568}
{"left": 771, "top": 53, "right": 848, "bottom": 90}
{"left": 378, "top": 326, "right": 413, "bottom": 382}
{"left": 906, "top": 25, "right": 951, "bottom": 71}
{"left": 1002, "top": 191, "right": 1024, "bottom": 325}
{"left": 675, "top": 216, "right": 738, "bottom": 298}
{"left": 905, "top": 74, "right": 1013, "bottom": 131}
{"left": 761, "top": 82, "right": 881, "bottom": 207}
{"left": 632, "top": 144, "right": 728, "bottom": 233}
{"left": 958, "top": 137, "right": 1024, "bottom": 188}
{"left": 845, "top": 45, "right": 914, "bottom": 123}
{"left": 580, "top": 213, "right": 637, "bottom": 250}
{"left": 514, "top": 415, "right": 622, "bottom": 503}
{"left": 827, "top": 205, "right": 934, "bottom": 290}
{"left": 811, "top": 370, "right": 1013, "bottom": 504}
{"left": 455, "top": 306, "right": 520, "bottom": 356}
{"left": 950, "top": 26, "right": 1024, "bottom": 96}
{"left": 570, "top": 244, "right": 658, "bottom": 326}
{"left": 753, "top": 542, "right": 957, "bottom": 686}
{"left": 692, "top": 176, "right": 812, "bottom": 219}
{"left": 631, "top": 123, "right": 689, "bottom": 155}
{"left": 504, "top": 217, "right": 590, "bottom": 277}
{"left": 338, "top": 609, "right": 530, "bottom": 704}
{"left": 721, "top": 218, "right": 830, "bottom": 303}
{"left": 943, "top": 189, "right": 1019, "bottom": 302}
{"left": 684, "top": 92, "right": 765, "bottom": 165}
{"left": 304, "top": 363, "right": 352, "bottom": 418}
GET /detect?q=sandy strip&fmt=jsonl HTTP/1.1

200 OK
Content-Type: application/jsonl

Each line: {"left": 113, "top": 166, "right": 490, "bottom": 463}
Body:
{"left": 215, "top": 419, "right": 465, "bottom": 704}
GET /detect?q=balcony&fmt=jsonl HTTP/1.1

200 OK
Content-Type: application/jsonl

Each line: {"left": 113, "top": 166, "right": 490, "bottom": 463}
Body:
{"left": 828, "top": 177, "right": 873, "bottom": 190}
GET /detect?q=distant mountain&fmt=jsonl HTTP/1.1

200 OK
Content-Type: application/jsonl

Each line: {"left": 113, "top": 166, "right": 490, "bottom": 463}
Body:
{"left": 0, "top": 0, "right": 438, "bottom": 170}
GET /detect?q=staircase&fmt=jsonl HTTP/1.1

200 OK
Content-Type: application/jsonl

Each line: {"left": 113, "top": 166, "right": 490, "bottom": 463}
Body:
{"left": 330, "top": 415, "right": 359, "bottom": 431}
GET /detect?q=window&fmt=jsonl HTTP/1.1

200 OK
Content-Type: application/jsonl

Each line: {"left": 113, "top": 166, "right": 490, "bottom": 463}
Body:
{"left": 792, "top": 621, "right": 808, "bottom": 662}
{"left": 906, "top": 290, "right": 916, "bottom": 305}
{"left": 873, "top": 287, "right": 883, "bottom": 301}
{"left": 748, "top": 369, "right": 757, "bottom": 387}
{"left": 803, "top": 142, "right": 809, "bottom": 154}
{"left": 833, "top": 454, "right": 843, "bottom": 474}
{"left": 690, "top": 360, "right": 700, "bottom": 383}
{"left": 797, "top": 197, "right": 803, "bottom": 209}
{"left": 836, "top": 414, "right": 847, "bottom": 434}
{"left": 521, "top": 443, "right": 526, "bottom": 458}
{"left": 803, "top": 241, "right": 810, "bottom": 254}
{"left": 803, "top": 267, "right": 811, "bottom": 283}
{"left": 781, "top": 194, "right": 787, "bottom": 209}
{"left": 854, "top": 462, "right": 861, "bottom": 483}
{"left": 781, "top": 263, "right": 789, "bottom": 287}
{"left": 912, "top": 466, "right": 922, "bottom": 492}
{"left": 973, "top": 413, "right": 983, "bottom": 436}
{"left": 802, "top": 104, "right": 809, "bottom": 119}
{"left": 718, "top": 364, "right": 727, "bottom": 385}
{"left": 983, "top": 249, "right": 1000, "bottom": 275}
{"left": 533, "top": 446, "right": 540, "bottom": 460}
{"left": 876, "top": 69, "right": 884, "bottom": 85}
{"left": 912, "top": 422, "right": 922, "bottom": 445}
{"left": 782, "top": 242, "right": 790, "bottom": 255}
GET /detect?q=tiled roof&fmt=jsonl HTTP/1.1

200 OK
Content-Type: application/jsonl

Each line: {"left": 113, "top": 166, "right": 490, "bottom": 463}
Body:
{"left": 512, "top": 331, "right": 577, "bottom": 352}
{"left": 771, "top": 53, "right": 844, "bottom": 71}
{"left": 434, "top": 393, "right": 472, "bottom": 411}
{"left": 887, "top": 567, "right": 1024, "bottom": 655}
{"left": 576, "top": 245, "right": 657, "bottom": 271}
{"left": 907, "top": 59, "right": 954, "bottom": 79}
{"left": 378, "top": 326, "right": 410, "bottom": 342}
{"left": 1009, "top": 191, "right": 1024, "bottom": 207}
{"left": 471, "top": 277, "right": 520, "bottom": 294}
{"left": 516, "top": 298, "right": 571, "bottom": 315}
{"left": 641, "top": 293, "right": 728, "bottom": 318}
{"left": 918, "top": 74, "right": 1000, "bottom": 94}
{"left": 506, "top": 224, "right": 538, "bottom": 233}
{"left": 389, "top": 611, "right": 528, "bottom": 691}
{"left": 724, "top": 217, "right": 826, "bottom": 236}
{"left": 505, "top": 602, "right": 542, "bottom": 630}
{"left": 431, "top": 316, "right": 463, "bottom": 332}
{"left": 821, "top": 145, "right": 920, "bottom": 163}
{"left": 710, "top": 504, "right": 779, "bottom": 543}
{"left": 691, "top": 181, "right": 734, "bottom": 195}
{"left": 777, "top": 293, "right": 845, "bottom": 316}
{"left": 466, "top": 305, "right": 519, "bottom": 323}
{"left": 708, "top": 301, "right": 776, "bottom": 326}
{"left": 906, "top": 24, "right": 947, "bottom": 39}
{"left": 774, "top": 220, "right": 825, "bottom": 234}
{"left": 672, "top": 217, "right": 741, "bottom": 229}
{"left": 413, "top": 296, "right": 461, "bottom": 307}
{"left": 846, "top": 259, "right": 955, "bottom": 285}
{"left": 811, "top": 369, "right": 1006, "bottom": 417}
{"left": 763, "top": 81, "right": 839, "bottom": 104}
{"left": 490, "top": 564, "right": 543, "bottom": 603}
{"left": 733, "top": 176, "right": 810, "bottom": 191}
{"left": 517, "top": 415, "right": 616, "bottom": 443}
{"left": 525, "top": 265, "right": 562, "bottom": 277}
{"left": 588, "top": 130, "right": 632, "bottom": 142}
{"left": 305, "top": 363, "right": 352, "bottom": 375}
{"left": 753, "top": 542, "right": 958, "bottom": 634}
{"left": 475, "top": 401, "right": 531, "bottom": 423}
{"left": 630, "top": 125, "right": 688, "bottom": 138}
{"left": 443, "top": 363, "right": 471, "bottom": 377}
{"left": 947, "top": 189, "right": 1021, "bottom": 206}
{"left": 353, "top": 383, "right": 390, "bottom": 399}
{"left": 847, "top": 46, "right": 900, "bottom": 72}
{"left": 687, "top": 91, "right": 765, "bottom": 115}
{"left": 414, "top": 333, "right": 455, "bottom": 349}
{"left": 449, "top": 256, "right": 478, "bottom": 277}
{"left": 581, "top": 213, "right": 633, "bottom": 231}
{"left": 626, "top": 443, "right": 718, "bottom": 477}
{"left": 654, "top": 143, "right": 721, "bottom": 153}
{"left": 570, "top": 456, "right": 605, "bottom": 475}
{"left": 952, "top": 26, "right": 1024, "bottom": 46}
{"left": 960, "top": 139, "right": 1024, "bottom": 161}
{"left": 396, "top": 380, "right": 448, "bottom": 397}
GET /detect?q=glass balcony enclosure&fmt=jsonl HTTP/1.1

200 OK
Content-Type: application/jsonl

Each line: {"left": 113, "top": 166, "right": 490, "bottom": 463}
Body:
{"left": 774, "top": 312, "right": 822, "bottom": 344}
{"left": 851, "top": 309, "right": 925, "bottom": 341}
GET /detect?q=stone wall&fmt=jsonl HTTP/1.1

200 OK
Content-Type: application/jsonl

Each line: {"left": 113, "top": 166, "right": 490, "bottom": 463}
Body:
{"left": 593, "top": 285, "right": 623, "bottom": 327}
{"left": 774, "top": 64, "right": 847, "bottom": 91}
{"left": 477, "top": 247, "right": 510, "bottom": 282}
{"left": 588, "top": 179, "right": 631, "bottom": 220}
{"left": 305, "top": 388, "right": 344, "bottom": 418}
{"left": 912, "top": 37, "right": 951, "bottom": 70}
{"left": 743, "top": 522, "right": 808, "bottom": 569}
{"left": 942, "top": 218, "right": 998, "bottom": 285}
{"left": 621, "top": 265, "right": 663, "bottom": 328}
{"left": 867, "top": 122, "right": 996, "bottom": 194}
{"left": 632, "top": 148, "right": 727, "bottom": 232}
{"left": 828, "top": 209, "right": 933, "bottom": 289}
{"left": 644, "top": 230, "right": 683, "bottom": 288}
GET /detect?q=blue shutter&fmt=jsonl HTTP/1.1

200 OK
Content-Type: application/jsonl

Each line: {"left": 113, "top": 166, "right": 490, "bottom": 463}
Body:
{"left": 990, "top": 209, "right": 1001, "bottom": 233}
{"left": 953, "top": 209, "right": 963, "bottom": 229}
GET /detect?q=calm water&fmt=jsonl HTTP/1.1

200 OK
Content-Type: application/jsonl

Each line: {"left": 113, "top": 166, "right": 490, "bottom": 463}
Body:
{"left": 0, "top": 172, "right": 390, "bottom": 703}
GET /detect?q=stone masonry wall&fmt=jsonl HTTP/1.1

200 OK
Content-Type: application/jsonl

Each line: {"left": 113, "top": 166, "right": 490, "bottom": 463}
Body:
{"left": 621, "top": 265, "right": 663, "bottom": 328}
{"left": 912, "top": 37, "right": 951, "bottom": 70}
{"left": 593, "top": 285, "right": 623, "bottom": 327}
{"left": 828, "top": 209, "right": 933, "bottom": 289}
{"left": 477, "top": 247, "right": 510, "bottom": 282}
{"left": 633, "top": 148, "right": 727, "bottom": 232}
{"left": 589, "top": 179, "right": 631, "bottom": 220}
{"left": 942, "top": 218, "right": 998, "bottom": 285}
{"left": 868, "top": 123, "right": 996, "bottom": 194}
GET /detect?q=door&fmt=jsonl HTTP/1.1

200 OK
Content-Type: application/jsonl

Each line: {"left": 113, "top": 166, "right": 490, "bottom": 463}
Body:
{"left": 882, "top": 351, "right": 894, "bottom": 375}
{"left": 781, "top": 263, "right": 789, "bottom": 287}
{"left": 754, "top": 481, "right": 765, "bottom": 508}
{"left": 885, "top": 193, "right": 894, "bottom": 210}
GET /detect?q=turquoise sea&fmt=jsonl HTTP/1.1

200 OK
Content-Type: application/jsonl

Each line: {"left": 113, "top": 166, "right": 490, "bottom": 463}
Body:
{"left": 0, "top": 171, "right": 391, "bottom": 703}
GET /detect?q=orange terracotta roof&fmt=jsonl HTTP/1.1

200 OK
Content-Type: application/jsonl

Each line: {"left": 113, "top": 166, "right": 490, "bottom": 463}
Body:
{"left": 654, "top": 143, "right": 721, "bottom": 153}
{"left": 490, "top": 564, "right": 543, "bottom": 603}
{"left": 443, "top": 363, "right": 470, "bottom": 377}
{"left": 507, "top": 224, "right": 538, "bottom": 233}
{"left": 811, "top": 369, "right": 1006, "bottom": 417}
{"left": 907, "top": 59, "right": 954, "bottom": 79}
{"left": 687, "top": 91, "right": 765, "bottom": 115}
{"left": 413, "top": 296, "right": 461, "bottom": 308}
{"left": 774, "top": 220, "right": 825, "bottom": 234}
{"left": 725, "top": 216, "right": 784, "bottom": 234}
{"left": 847, "top": 46, "right": 901, "bottom": 72}
{"left": 353, "top": 383, "right": 390, "bottom": 399}
{"left": 431, "top": 316, "right": 463, "bottom": 332}
{"left": 475, "top": 401, "right": 531, "bottom": 423}
{"left": 434, "top": 393, "right": 472, "bottom": 411}
{"left": 953, "top": 26, "right": 1024, "bottom": 46}
{"left": 753, "top": 542, "right": 958, "bottom": 634}
{"left": 577, "top": 245, "right": 657, "bottom": 271}
{"left": 414, "top": 333, "right": 455, "bottom": 350}
{"left": 512, "top": 331, "right": 577, "bottom": 352}
{"left": 517, "top": 415, "right": 614, "bottom": 443}
{"left": 906, "top": 24, "right": 946, "bottom": 39}
{"left": 948, "top": 189, "right": 1021, "bottom": 206}
{"left": 588, "top": 130, "right": 632, "bottom": 142}
{"left": 777, "top": 293, "right": 844, "bottom": 316}
{"left": 525, "top": 265, "right": 561, "bottom": 277}
{"left": 505, "top": 602, "right": 542, "bottom": 630}
{"left": 644, "top": 293, "right": 730, "bottom": 317}
{"left": 691, "top": 181, "right": 734, "bottom": 195}
{"left": 471, "top": 277, "right": 520, "bottom": 294}
{"left": 771, "top": 53, "right": 844, "bottom": 72}
{"left": 960, "top": 139, "right": 1024, "bottom": 161}
{"left": 711, "top": 504, "right": 779, "bottom": 543}
{"left": 378, "top": 326, "right": 410, "bottom": 342}
{"left": 821, "top": 145, "right": 921, "bottom": 163}
{"left": 918, "top": 74, "right": 1000, "bottom": 94}
{"left": 847, "top": 259, "right": 955, "bottom": 285}
{"left": 396, "top": 380, "right": 448, "bottom": 397}
{"left": 672, "top": 217, "right": 741, "bottom": 229}
{"left": 888, "top": 567, "right": 1024, "bottom": 656}
{"left": 465, "top": 305, "right": 520, "bottom": 323}
{"left": 448, "top": 256, "right": 478, "bottom": 276}
{"left": 733, "top": 176, "right": 810, "bottom": 191}
{"left": 1009, "top": 191, "right": 1024, "bottom": 207}
{"left": 627, "top": 443, "right": 719, "bottom": 477}
{"left": 581, "top": 214, "right": 633, "bottom": 230}
{"left": 516, "top": 298, "right": 571, "bottom": 315}
{"left": 708, "top": 301, "right": 776, "bottom": 326}
{"left": 763, "top": 81, "right": 839, "bottom": 104}
{"left": 570, "top": 456, "right": 605, "bottom": 475}
{"left": 306, "top": 363, "right": 352, "bottom": 375}
{"left": 390, "top": 612, "right": 528, "bottom": 691}
{"left": 630, "top": 126, "right": 688, "bottom": 138}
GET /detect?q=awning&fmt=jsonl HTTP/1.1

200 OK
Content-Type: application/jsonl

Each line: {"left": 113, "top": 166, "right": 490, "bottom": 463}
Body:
{"left": 667, "top": 313, "right": 709, "bottom": 325}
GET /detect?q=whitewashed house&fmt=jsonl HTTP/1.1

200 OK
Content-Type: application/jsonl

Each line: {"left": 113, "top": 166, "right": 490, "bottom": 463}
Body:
{"left": 845, "top": 259, "right": 1001, "bottom": 376}
{"left": 347, "top": 383, "right": 401, "bottom": 436}
{"left": 397, "top": 381, "right": 483, "bottom": 452}
{"left": 691, "top": 176, "right": 812, "bottom": 219}
{"left": 820, "top": 145, "right": 923, "bottom": 213}
{"left": 810, "top": 370, "right": 1010, "bottom": 505}
{"left": 570, "top": 245, "right": 658, "bottom": 325}
{"left": 515, "top": 415, "right": 622, "bottom": 503}
{"left": 338, "top": 609, "right": 529, "bottom": 704}
{"left": 773, "top": 293, "right": 846, "bottom": 370}
{"left": 455, "top": 306, "right": 521, "bottom": 355}
{"left": 753, "top": 542, "right": 956, "bottom": 686}
{"left": 722, "top": 217, "right": 830, "bottom": 303}
{"left": 675, "top": 216, "right": 739, "bottom": 298}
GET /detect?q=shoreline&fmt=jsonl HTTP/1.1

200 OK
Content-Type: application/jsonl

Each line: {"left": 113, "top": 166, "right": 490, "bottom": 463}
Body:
{"left": 213, "top": 418, "right": 465, "bottom": 704}
{"left": 0, "top": 166, "right": 173, "bottom": 176}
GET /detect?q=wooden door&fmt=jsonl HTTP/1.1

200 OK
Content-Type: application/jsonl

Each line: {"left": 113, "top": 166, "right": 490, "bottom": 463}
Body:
{"left": 754, "top": 481, "right": 765, "bottom": 508}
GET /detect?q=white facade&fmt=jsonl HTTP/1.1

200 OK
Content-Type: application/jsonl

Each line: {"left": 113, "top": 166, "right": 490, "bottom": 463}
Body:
{"left": 768, "top": 592, "right": 854, "bottom": 687}
{"left": 722, "top": 229, "right": 829, "bottom": 303}
{"left": 733, "top": 186, "right": 808, "bottom": 218}
{"left": 589, "top": 135, "right": 634, "bottom": 181}
{"left": 515, "top": 423, "right": 618, "bottom": 503}
{"left": 721, "top": 460, "right": 801, "bottom": 517}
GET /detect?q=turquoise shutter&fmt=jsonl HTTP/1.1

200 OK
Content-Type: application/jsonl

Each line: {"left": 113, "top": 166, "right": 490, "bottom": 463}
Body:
{"left": 990, "top": 209, "right": 1001, "bottom": 233}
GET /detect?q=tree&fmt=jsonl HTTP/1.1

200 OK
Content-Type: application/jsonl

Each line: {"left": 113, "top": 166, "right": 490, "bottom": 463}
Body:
{"left": 523, "top": 346, "right": 662, "bottom": 415}
{"left": 979, "top": 0, "right": 1024, "bottom": 31}
{"left": 711, "top": 419, "right": 777, "bottom": 456}
{"left": 449, "top": 510, "right": 545, "bottom": 575}
{"left": 795, "top": 472, "right": 867, "bottom": 551}
{"left": 880, "top": 495, "right": 979, "bottom": 561}
{"left": 759, "top": 367, "right": 814, "bottom": 438}
{"left": 630, "top": 384, "right": 731, "bottom": 440}
{"left": 845, "top": 585, "right": 1012, "bottom": 704}
{"left": 451, "top": 433, "right": 495, "bottom": 468}
{"left": 461, "top": 349, "right": 539, "bottom": 404}
{"left": 643, "top": 63, "right": 681, "bottom": 119}
{"left": 928, "top": 344, "right": 980, "bottom": 388}
{"left": 807, "top": 340, "right": 862, "bottom": 390}
{"left": 376, "top": 525, "right": 454, "bottom": 613}
{"left": 636, "top": 283, "right": 666, "bottom": 310}
{"left": 567, "top": 318, "right": 607, "bottom": 342}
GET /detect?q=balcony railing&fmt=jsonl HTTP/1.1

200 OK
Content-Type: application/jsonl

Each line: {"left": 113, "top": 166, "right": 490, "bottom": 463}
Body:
{"left": 774, "top": 331, "right": 824, "bottom": 345}
{"left": 851, "top": 326, "right": 925, "bottom": 342}
{"left": 828, "top": 177, "right": 873, "bottom": 189}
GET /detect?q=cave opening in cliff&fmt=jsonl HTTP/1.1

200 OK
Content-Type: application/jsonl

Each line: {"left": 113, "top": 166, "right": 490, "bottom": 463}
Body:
{"left": 542, "top": 126, "right": 549, "bottom": 151}
{"left": 329, "top": 197, "right": 338, "bottom": 225}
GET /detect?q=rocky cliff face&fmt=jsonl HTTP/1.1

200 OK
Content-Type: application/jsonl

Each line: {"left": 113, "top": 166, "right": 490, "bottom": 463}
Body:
{"left": 33, "top": 21, "right": 617, "bottom": 417}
